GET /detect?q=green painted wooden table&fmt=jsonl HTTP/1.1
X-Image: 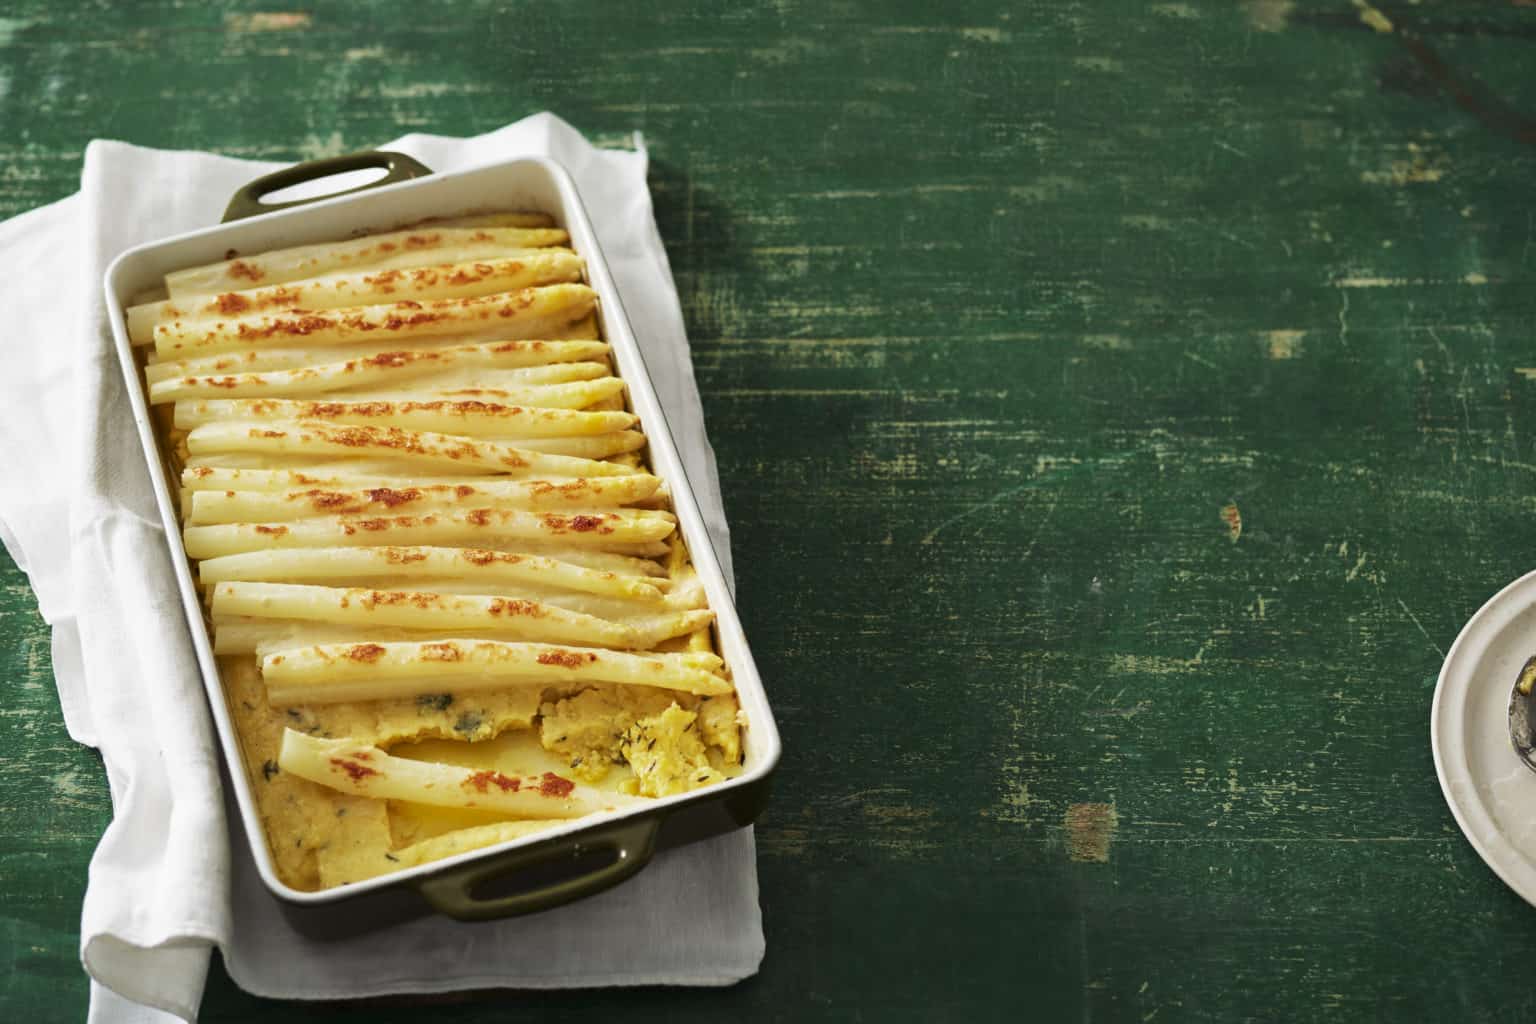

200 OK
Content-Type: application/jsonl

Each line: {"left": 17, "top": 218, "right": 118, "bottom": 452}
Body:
{"left": 6, "top": 1, "right": 1536, "bottom": 1020}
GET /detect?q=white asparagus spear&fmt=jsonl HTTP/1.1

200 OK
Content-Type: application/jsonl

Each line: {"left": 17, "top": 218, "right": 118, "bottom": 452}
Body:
{"left": 153, "top": 283, "right": 596, "bottom": 358}
{"left": 467, "top": 546, "right": 667, "bottom": 576}
{"left": 173, "top": 398, "right": 633, "bottom": 438}
{"left": 142, "top": 307, "right": 599, "bottom": 372}
{"left": 181, "top": 465, "right": 505, "bottom": 492}
{"left": 262, "top": 640, "right": 731, "bottom": 702}
{"left": 451, "top": 574, "right": 705, "bottom": 620}
{"left": 182, "top": 507, "right": 675, "bottom": 559}
{"left": 215, "top": 603, "right": 711, "bottom": 655}
{"left": 277, "top": 729, "right": 640, "bottom": 818}
{"left": 213, "top": 612, "right": 708, "bottom": 657}
{"left": 197, "top": 545, "right": 666, "bottom": 599}
{"left": 165, "top": 226, "right": 570, "bottom": 299}
{"left": 214, "top": 620, "right": 504, "bottom": 656}
{"left": 145, "top": 346, "right": 607, "bottom": 385}
{"left": 131, "top": 250, "right": 584, "bottom": 344}
{"left": 464, "top": 432, "right": 642, "bottom": 460}
{"left": 181, "top": 426, "right": 642, "bottom": 463}
{"left": 186, "top": 474, "right": 661, "bottom": 524}
{"left": 210, "top": 581, "right": 643, "bottom": 648}
{"left": 149, "top": 343, "right": 612, "bottom": 403}
{"left": 184, "top": 420, "right": 639, "bottom": 477}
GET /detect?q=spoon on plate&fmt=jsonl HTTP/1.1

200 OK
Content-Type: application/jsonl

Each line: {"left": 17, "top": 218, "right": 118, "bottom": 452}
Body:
{"left": 1508, "top": 655, "right": 1536, "bottom": 772}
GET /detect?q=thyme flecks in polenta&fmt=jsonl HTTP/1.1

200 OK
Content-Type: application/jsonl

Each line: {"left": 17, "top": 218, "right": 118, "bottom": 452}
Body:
{"left": 134, "top": 211, "right": 742, "bottom": 891}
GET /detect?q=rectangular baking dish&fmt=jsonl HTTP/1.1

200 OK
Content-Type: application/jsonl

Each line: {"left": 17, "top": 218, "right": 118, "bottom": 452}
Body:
{"left": 102, "top": 150, "right": 780, "bottom": 933}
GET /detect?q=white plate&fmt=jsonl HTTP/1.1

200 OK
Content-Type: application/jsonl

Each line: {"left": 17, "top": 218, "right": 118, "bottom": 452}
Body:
{"left": 1432, "top": 568, "right": 1536, "bottom": 904}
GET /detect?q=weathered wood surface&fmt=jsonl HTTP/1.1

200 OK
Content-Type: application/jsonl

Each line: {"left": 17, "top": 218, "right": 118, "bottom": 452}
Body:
{"left": 6, "top": 0, "right": 1536, "bottom": 1020}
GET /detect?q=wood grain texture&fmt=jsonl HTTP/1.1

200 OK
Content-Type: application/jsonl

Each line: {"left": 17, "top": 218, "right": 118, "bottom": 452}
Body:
{"left": 6, "top": 0, "right": 1536, "bottom": 1020}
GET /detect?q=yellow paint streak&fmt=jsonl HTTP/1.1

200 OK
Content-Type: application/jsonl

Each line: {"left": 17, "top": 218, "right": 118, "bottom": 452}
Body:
{"left": 1108, "top": 649, "right": 1207, "bottom": 676}
{"left": 1351, "top": 0, "right": 1394, "bottom": 33}
{"left": 1065, "top": 803, "right": 1118, "bottom": 863}
{"left": 1333, "top": 275, "right": 1476, "bottom": 288}
{"left": 297, "top": 131, "right": 347, "bottom": 159}
{"left": 1221, "top": 503, "right": 1242, "bottom": 543}
{"left": 50, "top": 768, "right": 94, "bottom": 806}
{"left": 0, "top": 16, "right": 34, "bottom": 46}
{"left": 862, "top": 802, "right": 934, "bottom": 824}
{"left": 1265, "top": 329, "right": 1303, "bottom": 359}
{"left": 1082, "top": 333, "right": 1131, "bottom": 350}
{"left": 996, "top": 705, "right": 1035, "bottom": 825}
{"left": 1244, "top": 0, "right": 1294, "bottom": 31}
{"left": 1073, "top": 56, "right": 1124, "bottom": 73}
{"left": 1007, "top": 177, "right": 1079, "bottom": 202}
{"left": 1361, "top": 144, "right": 1445, "bottom": 186}
{"left": 1336, "top": 276, "right": 1410, "bottom": 288}
{"left": 998, "top": 780, "right": 1031, "bottom": 823}
{"left": 1361, "top": 166, "right": 1442, "bottom": 185}
{"left": 872, "top": 25, "right": 1010, "bottom": 43}
{"left": 225, "top": 11, "right": 313, "bottom": 32}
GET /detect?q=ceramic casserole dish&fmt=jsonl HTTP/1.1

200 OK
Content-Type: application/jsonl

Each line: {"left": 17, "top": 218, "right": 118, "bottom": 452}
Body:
{"left": 102, "top": 150, "right": 780, "bottom": 935}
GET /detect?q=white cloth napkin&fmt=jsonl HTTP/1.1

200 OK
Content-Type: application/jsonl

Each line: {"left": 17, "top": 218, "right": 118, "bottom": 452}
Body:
{"left": 0, "top": 113, "right": 760, "bottom": 1024}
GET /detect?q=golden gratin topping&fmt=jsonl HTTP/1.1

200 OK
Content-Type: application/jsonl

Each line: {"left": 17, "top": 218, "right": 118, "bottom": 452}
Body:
{"left": 131, "top": 210, "right": 741, "bottom": 891}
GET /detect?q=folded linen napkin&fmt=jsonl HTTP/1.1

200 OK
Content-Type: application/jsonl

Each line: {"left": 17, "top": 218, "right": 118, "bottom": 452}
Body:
{"left": 0, "top": 113, "right": 760, "bottom": 1024}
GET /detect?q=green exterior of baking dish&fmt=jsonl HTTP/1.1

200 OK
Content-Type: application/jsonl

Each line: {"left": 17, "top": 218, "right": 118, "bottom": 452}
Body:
{"left": 113, "top": 150, "right": 779, "bottom": 937}
{"left": 221, "top": 151, "right": 434, "bottom": 222}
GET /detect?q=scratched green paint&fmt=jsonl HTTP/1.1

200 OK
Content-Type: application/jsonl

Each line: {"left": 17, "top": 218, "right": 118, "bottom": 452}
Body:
{"left": 5, "top": 1, "right": 1536, "bottom": 1021}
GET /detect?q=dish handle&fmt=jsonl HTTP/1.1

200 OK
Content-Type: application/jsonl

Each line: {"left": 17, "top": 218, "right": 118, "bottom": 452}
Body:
{"left": 415, "top": 817, "right": 661, "bottom": 921}
{"left": 222, "top": 150, "right": 433, "bottom": 222}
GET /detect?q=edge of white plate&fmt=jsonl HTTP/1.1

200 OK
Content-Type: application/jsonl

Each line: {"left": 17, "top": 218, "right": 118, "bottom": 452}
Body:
{"left": 1432, "top": 567, "right": 1536, "bottom": 906}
